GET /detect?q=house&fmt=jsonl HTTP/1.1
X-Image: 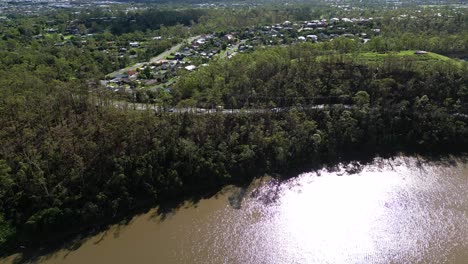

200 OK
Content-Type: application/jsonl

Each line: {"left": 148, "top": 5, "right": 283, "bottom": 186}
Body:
{"left": 306, "top": 35, "right": 318, "bottom": 41}
{"left": 129, "top": 42, "right": 140, "bottom": 48}
{"left": 128, "top": 70, "right": 137, "bottom": 76}
{"left": 175, "top": 52, "right": 185, "bottom": 60}
{"left": 185, "top": 65, "right": 196, "bottom": 71}
{"left": 359, "top": 18, "right": 371, "bottom": 24}
{"left": 317, "top": 21, "right": 327, "bottom": 27}
{"left": 224, "top": 34, "right": 235, "bottom": 41}
{"left": 195, "top": 38, "right": 206, "bottom": 45}
{"left": 66, "top": 28, "right": 79, "bottom": 35}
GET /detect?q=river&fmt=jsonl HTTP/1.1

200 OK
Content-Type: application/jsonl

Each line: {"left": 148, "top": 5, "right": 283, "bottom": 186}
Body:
{"left": 3, "top": 155, "right": 468, "bottom": 264}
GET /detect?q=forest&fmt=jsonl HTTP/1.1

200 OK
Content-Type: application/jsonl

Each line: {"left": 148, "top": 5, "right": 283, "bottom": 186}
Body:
{"left": 0, "top": 3, "right": 467, "bottom": 254}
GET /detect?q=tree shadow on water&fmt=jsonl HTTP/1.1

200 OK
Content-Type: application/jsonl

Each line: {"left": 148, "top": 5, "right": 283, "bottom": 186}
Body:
{"left": 228, "top": 187, "right": 248, "bottom": 209}
{"left": 5, "top": 208, "right": 147, "bottom": 264}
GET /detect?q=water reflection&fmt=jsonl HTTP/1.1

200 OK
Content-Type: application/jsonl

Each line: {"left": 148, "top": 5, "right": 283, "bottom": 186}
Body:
{"left": 191, "top": 156, "right": 468, "bottom": 264}
{"left": 4, "top": 156, "right": 468, "bottom": 264}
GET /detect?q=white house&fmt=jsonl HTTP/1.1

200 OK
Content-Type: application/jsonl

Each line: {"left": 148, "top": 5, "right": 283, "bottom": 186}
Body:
{"left": 185, "top": 65, "right": 196, "bottom": 71}
{"left": 306, "top": 35, "right": 318, "bottom": 41}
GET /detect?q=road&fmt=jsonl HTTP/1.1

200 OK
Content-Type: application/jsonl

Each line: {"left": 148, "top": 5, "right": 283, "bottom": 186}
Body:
{"left": 110, "top": 101, "right": 348, "bottom": 114}
{"left": 107, "top": 35, "right": 200, "bottom": 78}
{"left": 218, "top": 40, "right": 246, "bottom": 59}
{"left": 150, "top": 35, "right": 200, "bottom": 63}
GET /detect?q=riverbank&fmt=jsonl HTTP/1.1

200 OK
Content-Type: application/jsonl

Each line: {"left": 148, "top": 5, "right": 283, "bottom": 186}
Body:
{"left": 2, "top": 152, "right": 468, "bottom": 264}
{"left": 3, "top": 155, "right": 468, "bottom": 264}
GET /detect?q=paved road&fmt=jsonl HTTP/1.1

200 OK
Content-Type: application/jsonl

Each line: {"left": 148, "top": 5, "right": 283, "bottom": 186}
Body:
{"left": 106, "top": 101, "right": 468, "bottom": 120}
{"left": 218, "top": 40, "right": 246, "bottom": 59}
{"left": 111, "top": 101, "right": 348, "bottom": 114}
{"left": 150, "top": 35, "right": 200, "bottom": 63}
{"left": 107, "top": 35, "right": 200, "bottom": 78}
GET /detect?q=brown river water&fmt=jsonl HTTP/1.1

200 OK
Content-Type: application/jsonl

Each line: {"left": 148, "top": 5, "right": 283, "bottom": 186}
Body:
{"left": 2, "top": 156, "right": 468, "bottom": 264}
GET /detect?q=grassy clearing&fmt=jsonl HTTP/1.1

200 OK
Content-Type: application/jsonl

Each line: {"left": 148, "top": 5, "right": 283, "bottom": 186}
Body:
{"left": 356, "top": 51, "right": 454, "bottom": 62}
{"left": 314, "top": 50, "right": 465, "bottom": 67}
{"left": 356, "top": 51, "right": 466, "bottom": 68}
